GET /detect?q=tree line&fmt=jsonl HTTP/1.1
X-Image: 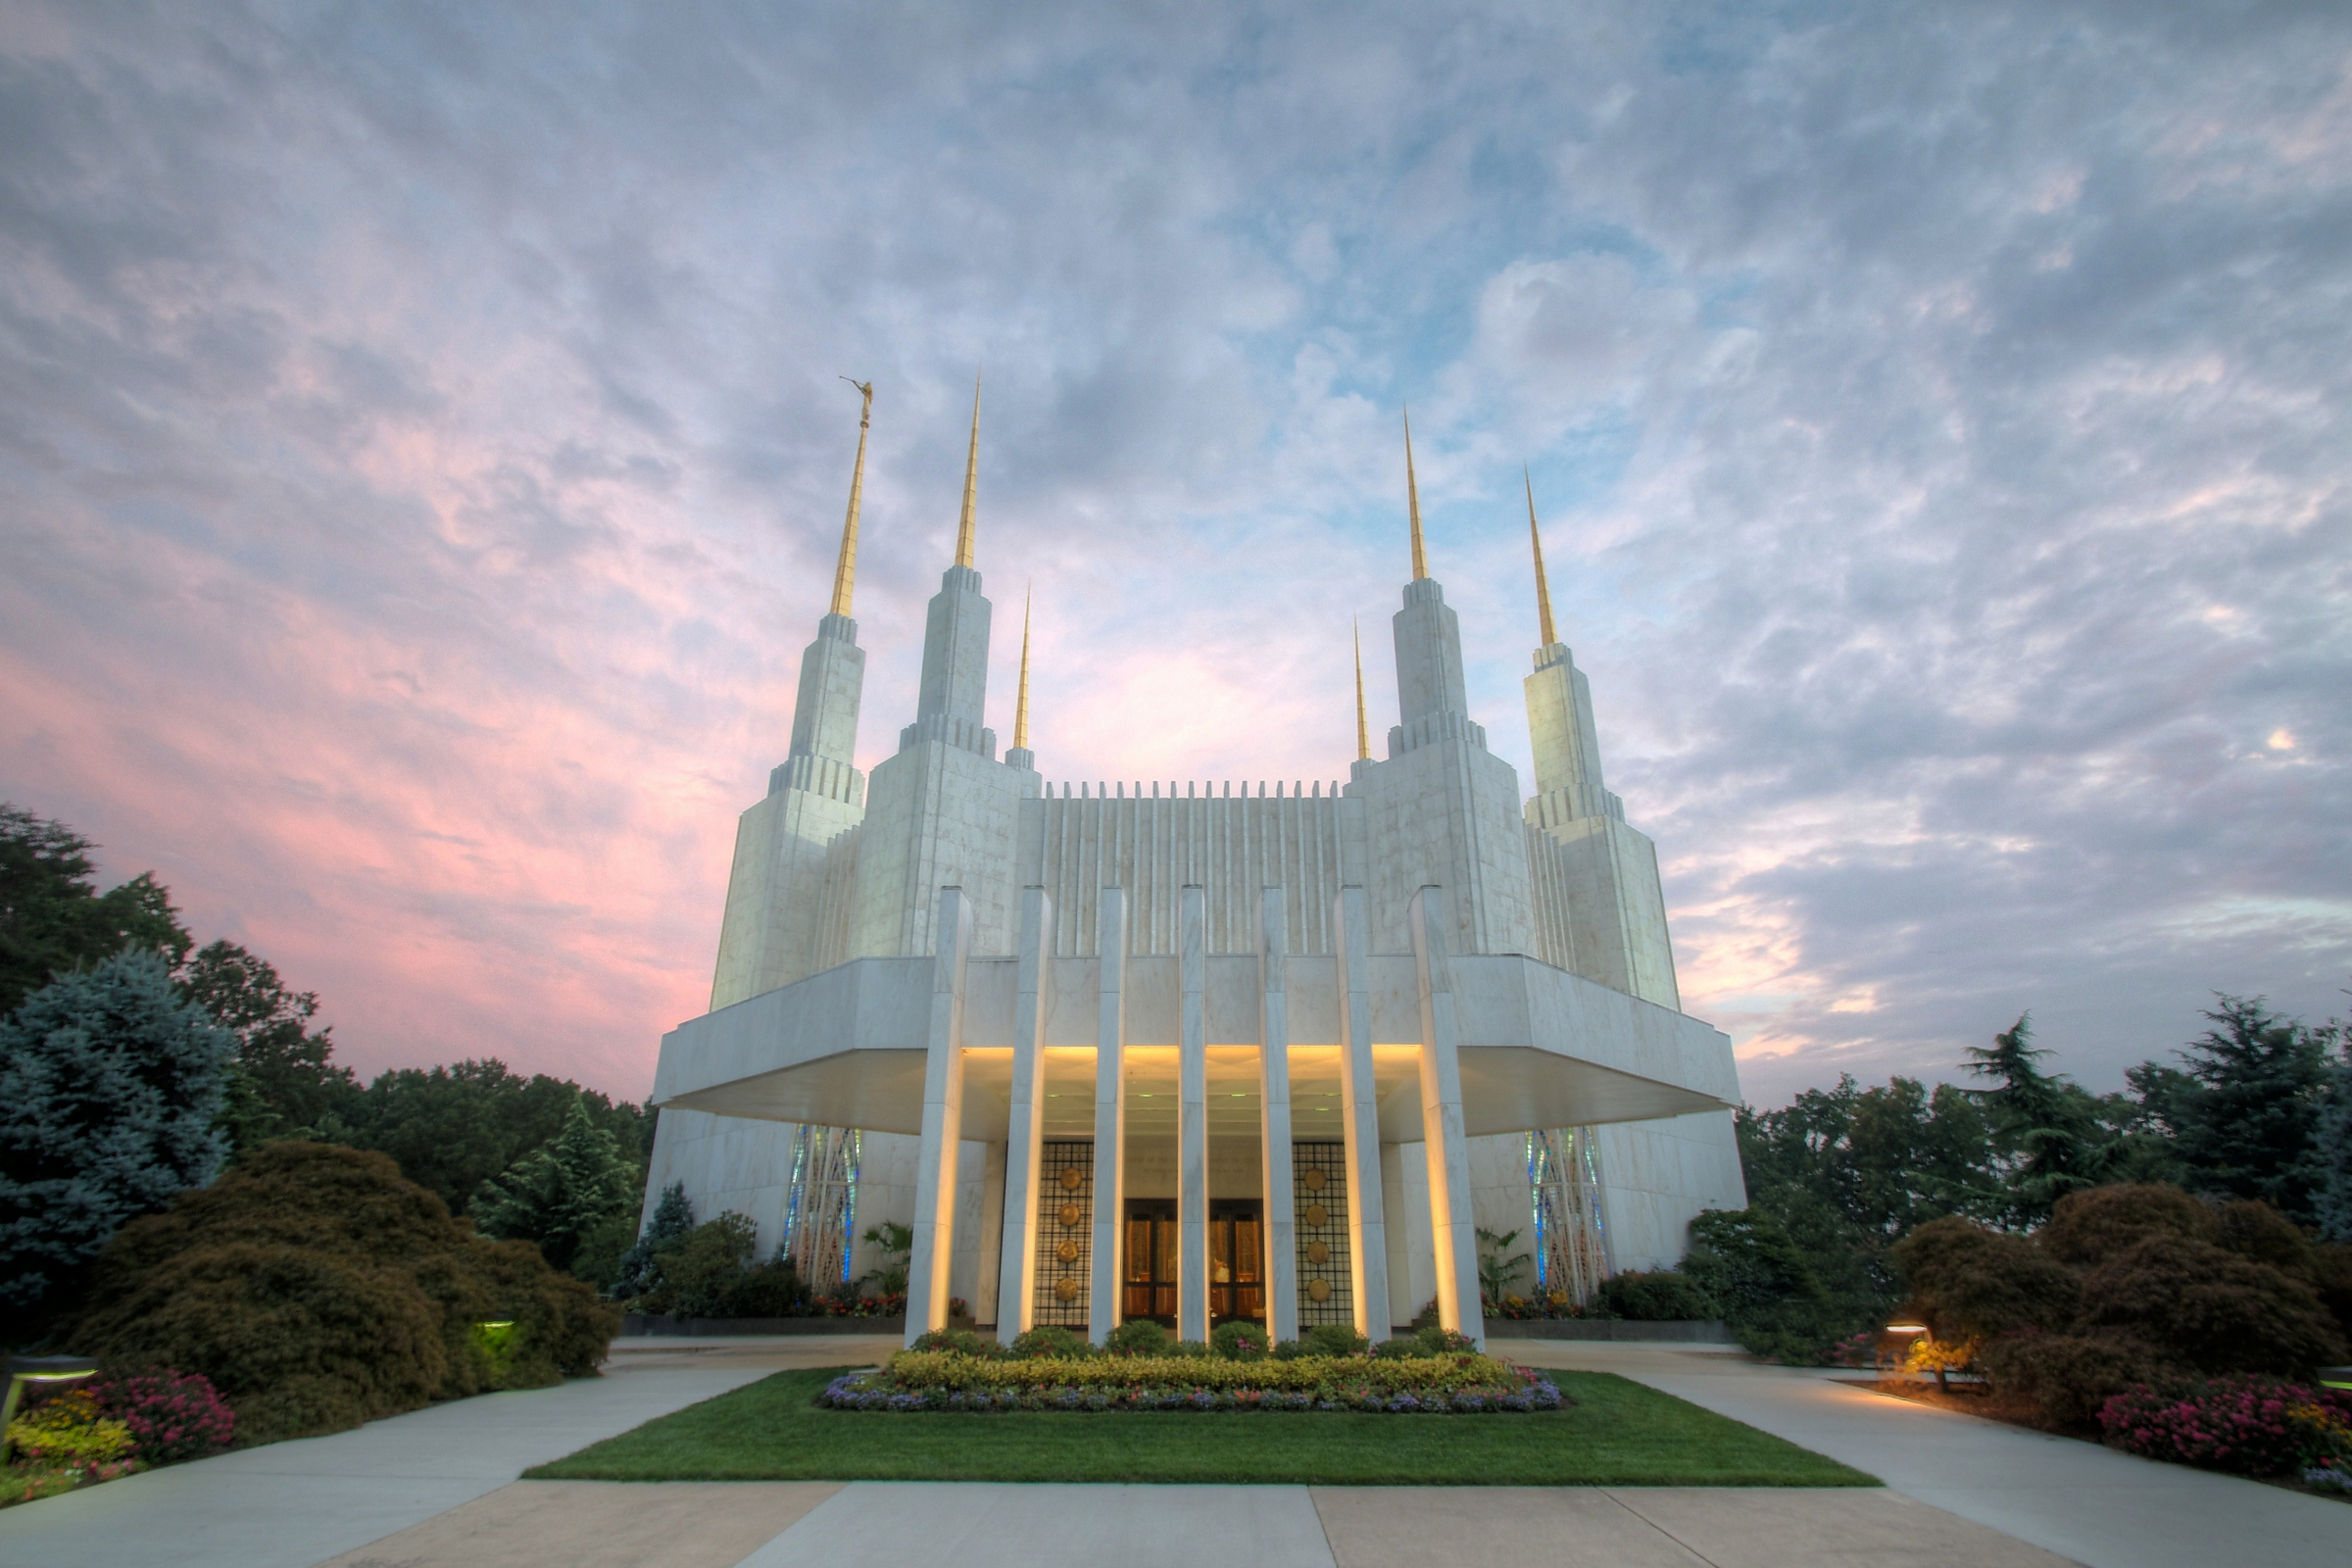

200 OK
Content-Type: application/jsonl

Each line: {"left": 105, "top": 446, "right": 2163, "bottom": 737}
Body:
{"left": 1711, "top": 1003, "right": 2352, "bottom": 1359}
{"left": 1, "top": 805, "right": 653, "bottom": 1342}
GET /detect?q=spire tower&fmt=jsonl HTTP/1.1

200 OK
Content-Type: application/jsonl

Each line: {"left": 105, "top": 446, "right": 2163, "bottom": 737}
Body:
{"left": 1403, "top": 406, "right": 1428, "bottom": 581}
{"left": 1353, "top": 619, "right": 1371, "bottom": 761}
{"left": 955, "top": 368, "right": 982, "bottom": 569}
{"left": 1013, "top": 586, "right": 1033, "bottom": 752}
{"left": 1526, "top": 468, "right": 1557, "bottom": 648}
{"left": 831, "top": 378, "right": 873, "bottom": 617}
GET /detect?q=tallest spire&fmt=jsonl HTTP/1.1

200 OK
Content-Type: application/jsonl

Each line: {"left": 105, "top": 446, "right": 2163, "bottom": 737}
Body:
{"left": 1526, "top": 467, "right": 1557, "bottom": 648}
{"left": 954, "top": 368, "right": 981, "bottom": 569}
{"left": 830, "top": 378, "right": 873, "bottom": 617}
{"left": 1403, "top": 405, "right": 1428, "bottom": 581}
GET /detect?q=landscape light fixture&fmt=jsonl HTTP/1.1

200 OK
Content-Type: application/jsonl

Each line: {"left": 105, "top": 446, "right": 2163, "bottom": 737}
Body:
{"left": 1, "top": 1355, "right": 100, "bottom": 1463}
{"left": 1885, "top": 1322, "right": 1931, "bottom": 1336}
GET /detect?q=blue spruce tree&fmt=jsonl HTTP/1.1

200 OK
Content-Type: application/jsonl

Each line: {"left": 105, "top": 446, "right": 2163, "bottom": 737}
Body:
{"left": 0, "top": 948, "right": 233, "bottom": 1320}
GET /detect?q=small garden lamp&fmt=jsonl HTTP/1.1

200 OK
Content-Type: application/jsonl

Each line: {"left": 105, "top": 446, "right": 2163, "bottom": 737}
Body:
{"left": 2, "top": 1355, "right": 99, "bottom": 1463}
{"left": 1884, "top": 1322, "right": 1931, "bottom": 1337}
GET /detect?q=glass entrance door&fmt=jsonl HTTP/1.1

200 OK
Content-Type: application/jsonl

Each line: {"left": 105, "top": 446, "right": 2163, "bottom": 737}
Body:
{"left": 1209, "top": 1203, "right": 1263, "bottom": 1325}
{"left": 1122, "top": 1200, "right": 1264, "bottom": 1328}
{"left": 1123, "top": 1200, "right": 1177, "bottom": 1324}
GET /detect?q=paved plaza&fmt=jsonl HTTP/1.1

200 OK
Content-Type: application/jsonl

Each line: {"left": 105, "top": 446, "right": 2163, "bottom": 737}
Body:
{"left": 2, "top": 1336, "right": 2346, "bottom": 1568}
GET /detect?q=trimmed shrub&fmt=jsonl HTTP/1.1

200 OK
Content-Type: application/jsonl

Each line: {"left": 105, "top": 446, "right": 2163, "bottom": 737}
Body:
{"left": 1210, "top": 1320, "right": 1268, "bottom": 1360}
{"left": 1008, "top": 1325, "right": 1091, "bottom": 1359}
{"left": 1595, "top": 1269, "right": 1717, "bottom": 1321}
{"left": 1978, "top": 1333, "right": 2173, "bottom": 1428}
{"left": 1890, "top": 1217, "right": 2077, "bottom": 1340}
{"left": 2040, "top": 1184, "right": 2214, "bottom": 1268}
{"left": 628, "top": 1212, "right": 759, "bottom": 1317}
{"left": 718, "top": 1259, "right": 806, "bottom": 1318}
{"left": 908, "top": 1328, "right": 999, "bottom": 1357}
{"left": 1302, "top": 1323, "right": 1370, "bottom": 1357}
{"left": 1104, "top": 1319, "right": 1170, "bottom": 1355}
{"left": 86, "top": 1368, "right": 234, "bottom": 1463}
{"left": 1166, "top": 1339, "right": 1211, "bottom": 1359}
{"left": 70, "top": 1143, "right": 615, "bottom": 1446}
{"left": 2075, "top": 1232, "right": 2344, "bottom": 1377}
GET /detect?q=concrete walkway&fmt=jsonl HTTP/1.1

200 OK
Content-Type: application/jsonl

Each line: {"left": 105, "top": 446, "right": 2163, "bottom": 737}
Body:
{"left": 0, "top": 1335, "right": 898, "bottom": 1568}
{"left": 4, "top": 1335, "right": 2346, "bottom": 1568}
{"left": 1511, "top": 1341, "right": 2352, "bottom": 1568}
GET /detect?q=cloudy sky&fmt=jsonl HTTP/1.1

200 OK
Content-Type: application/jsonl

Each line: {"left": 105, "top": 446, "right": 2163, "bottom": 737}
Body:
{"left": 4, "top": 1, "right": 2347, "bottom": 1106}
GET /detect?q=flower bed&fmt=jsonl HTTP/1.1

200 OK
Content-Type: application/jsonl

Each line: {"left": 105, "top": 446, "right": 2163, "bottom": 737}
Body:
{"left": 817, "top": 1350, "right": 1565, "bottom": 1413}
{"left": 2099, "top": 1377, "right": 2352, "bottom": 1482}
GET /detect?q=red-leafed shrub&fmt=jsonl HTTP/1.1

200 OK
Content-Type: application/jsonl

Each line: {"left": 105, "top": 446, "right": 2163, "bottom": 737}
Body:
{"left": 2040, "top": 1185, "right": 2215, "bottom": 1268}
{"left": 72, "top": 1143, "right": 617, "bottom": 1446}
{"left": 87, "top": 1368, "right": 235, "bottom": 1463}
{"left": 1977, "top": 1332, "right": 2173, "bottom": 1427}
{"left": 1888, "top": 1218, "right": 2078, "bottom": 1340}
{"left": 2099, "top": 1378, "right": 2352, "bottom": 1478}
{"left": 2075, "top": 1232, "right": 2344, "bottom": 1377}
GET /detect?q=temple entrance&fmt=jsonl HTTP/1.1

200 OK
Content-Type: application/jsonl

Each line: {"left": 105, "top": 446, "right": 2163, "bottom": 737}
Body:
{"left": 1121, "top": 1200, "right": 1265, "bottom": 1328}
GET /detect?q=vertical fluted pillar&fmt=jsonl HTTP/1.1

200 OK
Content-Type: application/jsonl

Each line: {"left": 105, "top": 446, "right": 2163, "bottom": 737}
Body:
{"left": 1408, "top": 886, "right": 1484, "bottom": 1349}
{"left": 995, "top": 886, "right": 1053, "bottom": 1343}
{"left": 905, "top": 886, "right": 973, "bottom": 1346}
{"left": 1332, "top": 884, "right": 1393, "bottom": 1340}
{"left": 1257, "top": 887, "right": 1299, "bottom": 1344}
{"left": 1088, "top": 889, "right": 1128, "bottom": 1343}
{"left": 1178, "top": 886, "right": 1209, "bottom": 1342}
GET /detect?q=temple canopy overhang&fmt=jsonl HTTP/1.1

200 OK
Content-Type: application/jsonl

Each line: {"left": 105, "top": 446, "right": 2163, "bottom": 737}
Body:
{"left": 655, "top": 947, "right": 1736, "bottom": 1140}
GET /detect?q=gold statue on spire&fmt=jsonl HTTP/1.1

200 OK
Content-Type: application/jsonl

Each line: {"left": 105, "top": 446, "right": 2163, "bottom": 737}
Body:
{"left": 1526, "top": 467, "right": 1557, "bottom": 648}
{"left": 1403, "top": 406, "right": 1428, "bottom": 581}
{"left": 955, "top": 368, "right": 982, "bottom": 569}
{"left": 830, "top": 377, "right": 873, "bottom": 617}
{"left": 1013, "top": 585, "right": 1034, "bottom": 752}
{"left": 1353, "top": 618, "right": 1371, "bottom": 761}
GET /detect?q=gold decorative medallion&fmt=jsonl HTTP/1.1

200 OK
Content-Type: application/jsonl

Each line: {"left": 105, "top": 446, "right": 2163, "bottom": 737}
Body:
{"left": 1307, "top": 1278, "right": 1332, "bottom": 1302}
{"left": 1059, "top": 1202, "right": 1083, "bottom": 1228}
{"left": 1056, "top": 1238, "right": 1080, "bottom": 1264}
{"left": 1059, "top": 1167, "right": 1084, "bottom": 1192}
{"left": 1302, "top": 1167, "right": 1327, "bottom": 1192}
{"left": 1303, "top": 1202, "right": 1328, "bottom": 1227}
{"left": 1306, "top": 1241, "right": 1330, "bottom": 1264}
{"left": 1054, "top": 1278, "right": 1079, "bottom": 1302}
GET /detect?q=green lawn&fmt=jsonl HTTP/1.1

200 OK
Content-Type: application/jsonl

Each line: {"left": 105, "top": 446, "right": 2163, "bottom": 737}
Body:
{"left": 524, "top": 1367, "right": 1877, "bottom": 1487}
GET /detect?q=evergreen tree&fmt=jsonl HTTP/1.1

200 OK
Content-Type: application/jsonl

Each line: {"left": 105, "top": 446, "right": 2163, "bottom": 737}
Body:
{"left": 180, "top": 940, "right": 358, "bottom": 1147}
{"left": 1, "top": 805, "right": 190, "bottom": 1016}
{"left": 470, "top": 1095, "right": 638, "bottom": 1272}
{"left": 2162, "top": 996, "right": 2336, "bottom": 1225}
{"left": 1963, "top": 1014, "right": 2105, "bottom": 1227}
{"left": 2317, "top": 1038, "right": 2352, "bottom": 1245}
{"left": 613, "top": 1183, "right": 694, "bottom": 1299}
{"left": 0, "top": 948, "right": 232, "bottom": 1324}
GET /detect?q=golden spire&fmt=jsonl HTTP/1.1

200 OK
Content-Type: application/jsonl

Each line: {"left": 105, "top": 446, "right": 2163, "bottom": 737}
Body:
{"left": 1526, "top": 467, "right": 1557, "bottom": 647}
{"left": 1403, "top": 406, "right": 1427, "bottom": 580}
{"left": 1353, "top": 618, "right": 1371, "bottom": 760}
{"left": 829, "top": 377, "right": 872, "bottom": 617}
{"left": 1013, "top": 585, "right": 1033, "bottom": 751}
{"left": 954, "top": 367, "right": 981, "bottom": 568}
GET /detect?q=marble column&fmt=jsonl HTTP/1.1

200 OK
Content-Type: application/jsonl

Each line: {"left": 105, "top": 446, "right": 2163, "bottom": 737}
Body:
{"left": 1256, "top": 887, "right": 1299, "bottom": 1344}
{"left": 905, "top": 885, "right": 973, "bottom": 1347}
{"left": 995, "top": 886, "right": 1054, "bottom": 1344}
{"left": 1331, "top": 884, "right": 1393, "bottom": 1340}
{"left": 1407, "top": 886, "right": 1485, "bottom": 1349}
{"left": 1088, "top": 888, "right": 1128, "bottom": 1343}
{"left": 1178, "top": 885, "right": 1209, "bottom": 1343}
